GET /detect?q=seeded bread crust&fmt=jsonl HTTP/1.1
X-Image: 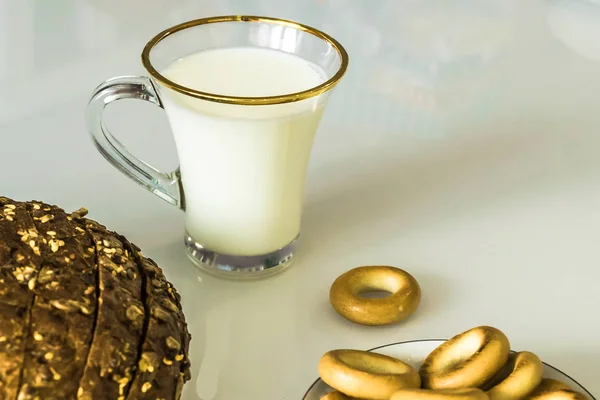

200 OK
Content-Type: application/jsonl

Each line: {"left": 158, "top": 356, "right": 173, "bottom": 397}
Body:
{"left": 76, "top": 217, "right": 146, "bottom": 400}
{"left": 17, "top": 203, "right": 98, "bottom": 400}
{"left": 0, "top": 197, "right": 191, "bottom": 400}
{"left": 0, "top": 198, "right": 42, "bottom": 399}
{"left": 125, "top": 245, "right": 191, "bottom": 400}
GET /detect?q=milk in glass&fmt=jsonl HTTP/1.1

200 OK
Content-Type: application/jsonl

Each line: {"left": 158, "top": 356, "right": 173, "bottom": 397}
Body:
{"left": 160, "top": 47, "right": 327, "bottom": 256}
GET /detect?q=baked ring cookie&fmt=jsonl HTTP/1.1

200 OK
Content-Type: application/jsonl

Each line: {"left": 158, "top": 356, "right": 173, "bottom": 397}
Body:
{"left": 329, "top": 266, "right": 421, "bottom": 326}
{"left": 532, "top": 379, "right": 572, "bottom": 392}
{"left": 419, "top": 326, "right": 510, "bottom": 389}
{"left": 527, "top": 379, "right": 589, "bottom": 400}
{"left": 318, "top": 349, "right": 421, "bottom": 399}
{"left": 390, "top": 388, "right": 489, "bottom": 400}
{"left": 321, "top": 391, "right": 353, "bottom": 400}
{"left": 484, "top": 351, "right": 543, "bottom": 400}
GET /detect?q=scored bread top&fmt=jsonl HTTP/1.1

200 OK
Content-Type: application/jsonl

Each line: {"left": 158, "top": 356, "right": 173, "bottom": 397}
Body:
{"left": 0, "top": 197, "right": 191, "bottom": 400}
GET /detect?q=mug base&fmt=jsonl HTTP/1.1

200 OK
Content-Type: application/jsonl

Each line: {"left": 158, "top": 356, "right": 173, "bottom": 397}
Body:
{"left": 184, "top": 232, "right": 298, "bottom": 280}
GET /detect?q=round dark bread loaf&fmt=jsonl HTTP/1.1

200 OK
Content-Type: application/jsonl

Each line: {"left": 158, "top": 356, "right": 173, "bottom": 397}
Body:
{"left": 0, "top": 196, "right": 191, "bottom": 400}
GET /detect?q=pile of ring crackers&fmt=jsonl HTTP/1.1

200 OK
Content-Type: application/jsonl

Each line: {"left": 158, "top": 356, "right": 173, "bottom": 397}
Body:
{"left": 320, "top": 266, "right": 589, "bottom": 400}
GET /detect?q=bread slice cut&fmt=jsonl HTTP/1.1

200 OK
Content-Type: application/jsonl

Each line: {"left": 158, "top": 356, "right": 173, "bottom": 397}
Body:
{"left": 75, "top": 217, "right": 145, "bottom": 400}
{"left": 0, "top": 198, "right": 43, "bottom": 399}
{"left": 125, "top": 241, "right": 191, "bottom": 400}
{"left": 16, "top": 202, "right": 98, "bottom": 400}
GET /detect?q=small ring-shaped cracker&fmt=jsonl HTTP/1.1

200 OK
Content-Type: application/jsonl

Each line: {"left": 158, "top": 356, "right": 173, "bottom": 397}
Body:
{"left": 320, "top": 391, "right": 352, "bottom": 399}
{"left": 391, "top": 388, "right": 490, "bottom": 400}
{"left": 527, "top": 379, "right": 589, "bottom": 400}
{"left": 318, "top": 349, "right": 421, "bottom": 399}
{"left": 329, "top": 266, "right": 421, "bottom": 326}
{"left": 485, "top": 351, "right": 544, "bottom": 400}
{"left": 419, "top": 326, "right": 511, "bottom": 390}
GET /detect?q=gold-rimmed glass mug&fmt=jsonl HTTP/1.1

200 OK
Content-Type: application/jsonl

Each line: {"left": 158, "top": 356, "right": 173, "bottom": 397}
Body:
{"left": 86, "top": 16, "right": 349, "bottom": 279}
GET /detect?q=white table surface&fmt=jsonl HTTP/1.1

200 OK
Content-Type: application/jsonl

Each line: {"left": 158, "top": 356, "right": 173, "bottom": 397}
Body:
{"left": 2, "top": 0, "right": 600, "bottom": 399}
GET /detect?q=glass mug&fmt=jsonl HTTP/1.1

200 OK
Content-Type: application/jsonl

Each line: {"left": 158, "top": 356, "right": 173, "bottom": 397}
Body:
{"left": 86, "top": 16, "right": 349, "bottom": 279}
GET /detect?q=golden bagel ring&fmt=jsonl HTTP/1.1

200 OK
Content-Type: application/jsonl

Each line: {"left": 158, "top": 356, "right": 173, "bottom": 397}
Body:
{"left": 329, "top": 266, "right": 421, "bottom": 326}
{"left": 533, "top": 380, "right": 572, "bottom": 392}
{"left": 419, "top": 326, "right": 511, "bottom": 389}
{"left": 484, "top": 351, "right": 543, "bottom": 400}
{"left": 321, "top": 391, "right": 353, "bottom": 400}
{"left": 318, "top": 349, "right": 421, "bottom": 399}
{"left": 527, "top": 379, "right": 589, "bottom": 400}
{"left": 390, "top": 388, "right": 490, "bottom": 400}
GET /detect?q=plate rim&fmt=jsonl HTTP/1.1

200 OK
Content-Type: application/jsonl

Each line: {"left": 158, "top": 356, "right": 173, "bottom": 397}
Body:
{"left": 303, "top": 338, "right": 597, "bottom": 400}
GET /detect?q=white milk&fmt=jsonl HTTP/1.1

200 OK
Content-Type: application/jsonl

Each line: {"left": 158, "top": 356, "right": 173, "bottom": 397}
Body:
{"left": 158, "top": 47, "right": 328, "bottom": 256}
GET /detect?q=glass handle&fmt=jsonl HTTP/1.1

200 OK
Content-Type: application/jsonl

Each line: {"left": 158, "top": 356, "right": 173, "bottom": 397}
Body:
{"left": 86, "top": 76, "right": 185, "bottom": 210}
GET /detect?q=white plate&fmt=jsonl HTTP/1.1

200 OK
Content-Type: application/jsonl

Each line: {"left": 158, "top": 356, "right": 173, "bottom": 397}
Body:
{"left": 303, "top": 339, "right": 596, "bottom": 400}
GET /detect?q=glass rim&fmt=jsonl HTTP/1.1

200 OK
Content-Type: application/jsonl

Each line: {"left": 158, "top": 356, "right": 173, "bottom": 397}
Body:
{"left": 141, "top": 15, "right": 350, "bottom": 106}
